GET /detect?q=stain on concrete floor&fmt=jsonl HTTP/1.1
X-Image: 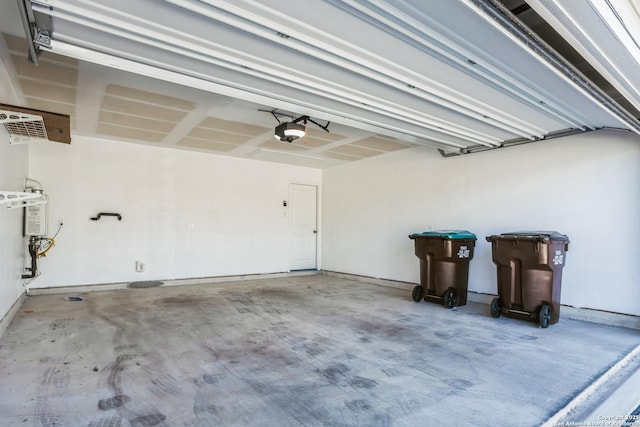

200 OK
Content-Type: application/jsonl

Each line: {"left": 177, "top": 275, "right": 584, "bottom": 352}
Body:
{"left": 0, "top": 275, "right": 638, "bottom": 426}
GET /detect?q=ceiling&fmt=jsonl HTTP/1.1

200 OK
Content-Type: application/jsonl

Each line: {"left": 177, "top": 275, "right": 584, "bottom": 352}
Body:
{"left": 0, "top": 0, "right": 639, "bottom": 168}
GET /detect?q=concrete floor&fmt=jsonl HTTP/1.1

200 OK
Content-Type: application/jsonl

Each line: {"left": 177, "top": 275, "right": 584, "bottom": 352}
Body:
{"left": 0, "top": 274, "right": 638, "bottom": 427}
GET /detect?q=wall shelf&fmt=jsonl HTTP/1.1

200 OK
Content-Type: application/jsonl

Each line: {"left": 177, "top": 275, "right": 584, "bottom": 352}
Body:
{"left": 0, "top": 191, "right": 46, "bottom": 209}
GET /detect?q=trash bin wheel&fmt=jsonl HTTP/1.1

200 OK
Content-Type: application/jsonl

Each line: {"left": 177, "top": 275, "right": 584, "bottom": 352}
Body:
{"left": 490, "top": 297, "right": 502, "bottom": 318}
{"left": 538, "top": 304, "right": 552, "bottom": 328}
{"left": 411, "top": 286, "right": 423, "bottom": 302}
{"left": 443, "top": 289, "right": 457, "bottom": 309}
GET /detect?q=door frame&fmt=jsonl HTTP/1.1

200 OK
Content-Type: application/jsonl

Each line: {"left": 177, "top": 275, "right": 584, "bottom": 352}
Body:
{"left": 288, "top": 180, "right": 321, "bottom": 271}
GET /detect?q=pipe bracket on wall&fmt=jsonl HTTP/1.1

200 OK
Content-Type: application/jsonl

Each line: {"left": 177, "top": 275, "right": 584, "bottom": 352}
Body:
{"left": 90, "top": 212, "right": 122, "bottom": 221}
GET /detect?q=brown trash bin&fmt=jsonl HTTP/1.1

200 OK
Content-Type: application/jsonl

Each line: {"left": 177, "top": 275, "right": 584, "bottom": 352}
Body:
{"left": 486, "top": 231, "right": 570, "bottom": 328}
{"left": 408, "top": 230, "right": 477, "bottom": 308}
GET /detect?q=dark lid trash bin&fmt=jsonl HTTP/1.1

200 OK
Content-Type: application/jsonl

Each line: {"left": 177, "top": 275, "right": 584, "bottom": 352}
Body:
{"left": 408, "top": 230, "right": 477, "bottom": 308}
{"left": 486, "top": 231, "right": 569, "bottom": 328}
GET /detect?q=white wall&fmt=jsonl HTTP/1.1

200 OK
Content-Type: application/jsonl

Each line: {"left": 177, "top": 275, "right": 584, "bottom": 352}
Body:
{"left": 28, "top": 136, "right": 320, "bottom": 288}
{"left": 322, "top": 129, "right": 640, "bottom": 316}
{"left": 0, "top": 135, "right": 30, "bottom": 320}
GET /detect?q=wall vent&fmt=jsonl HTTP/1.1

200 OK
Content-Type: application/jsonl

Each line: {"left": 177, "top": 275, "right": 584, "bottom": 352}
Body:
{"left": 0, "top": 103, "right": 71, "bottom": 144}
{"left": 0, "top": 110, "right": 48, "bottom": 145}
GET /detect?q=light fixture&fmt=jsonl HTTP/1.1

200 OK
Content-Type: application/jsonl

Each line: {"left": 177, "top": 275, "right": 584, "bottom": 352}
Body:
{"left": 266, "top": 110, "right": 331, "bottom": 143}
{"left": 274, "top": 121, "right": 306, "bottom": 142}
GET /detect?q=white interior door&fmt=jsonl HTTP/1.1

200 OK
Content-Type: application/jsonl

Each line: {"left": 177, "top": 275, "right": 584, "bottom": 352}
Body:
{"left": 289, "top": 184, "right": 317, "bottom": 270}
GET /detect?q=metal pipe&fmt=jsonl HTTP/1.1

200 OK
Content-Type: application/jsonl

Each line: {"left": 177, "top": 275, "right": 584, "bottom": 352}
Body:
{"left": 21, "top": 237, "right": 38, "bottom": 279}
{"left": 469, "top": 0, "right": 640, "bottom": 134}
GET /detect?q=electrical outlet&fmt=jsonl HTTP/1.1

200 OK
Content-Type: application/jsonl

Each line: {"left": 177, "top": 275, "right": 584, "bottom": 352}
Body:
{"left": 135, "top": 260, "right": 145, "bottom": 272}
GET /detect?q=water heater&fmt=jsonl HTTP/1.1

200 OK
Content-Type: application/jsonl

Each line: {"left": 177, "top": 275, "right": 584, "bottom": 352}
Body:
{"left": 24, "top": 192, "right": 47, "bottom": 237}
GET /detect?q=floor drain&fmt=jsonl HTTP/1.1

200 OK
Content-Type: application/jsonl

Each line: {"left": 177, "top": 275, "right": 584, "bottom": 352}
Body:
{"left": 129, "top": 281, "right": 164, "bottom": 289}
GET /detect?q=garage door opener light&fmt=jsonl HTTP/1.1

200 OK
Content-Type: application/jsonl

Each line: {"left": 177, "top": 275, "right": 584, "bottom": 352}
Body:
{"left": 269, "top": 110, "right": 330, "bottom": 143}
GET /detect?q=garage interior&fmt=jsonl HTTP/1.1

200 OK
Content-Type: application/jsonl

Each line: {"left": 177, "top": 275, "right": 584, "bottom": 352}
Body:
{"left": 1, "top": 1, "right": 639, "bottom": 426}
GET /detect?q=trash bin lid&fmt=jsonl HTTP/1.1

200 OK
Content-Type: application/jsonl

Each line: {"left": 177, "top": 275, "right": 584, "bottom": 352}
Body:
{"left": 409, "top": 230, "right": 477, "bottom": 240}
{"left": 487, "top": 231, "right": 569, "bottom": 243}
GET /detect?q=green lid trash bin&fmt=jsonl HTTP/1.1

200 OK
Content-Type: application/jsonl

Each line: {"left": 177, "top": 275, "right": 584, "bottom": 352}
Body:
{"left": 486, "top": 231, "right": 570, "bottom": 328}
{"left": 408, "top": 230, "right": 477, "bottom": 308}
